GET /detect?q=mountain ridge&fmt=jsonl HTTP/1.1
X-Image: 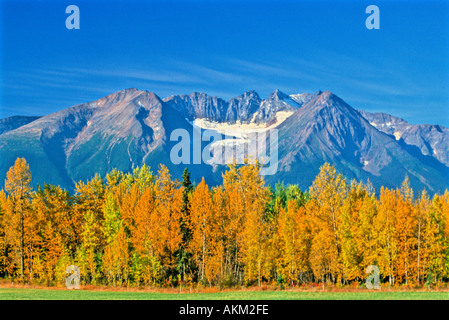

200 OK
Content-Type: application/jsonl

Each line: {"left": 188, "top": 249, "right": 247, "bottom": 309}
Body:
{"left": 359, "top": 110, "right": 449, "bottom": 167}
{"left": 272, "top": 91, "right": 448, "bottom": 192}
{"left": 1, "top": 88, "right": 447, "bottom": 194}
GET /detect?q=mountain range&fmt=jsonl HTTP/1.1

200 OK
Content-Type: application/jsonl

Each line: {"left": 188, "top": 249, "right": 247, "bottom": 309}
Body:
{"left": 0, "top": 115, "right": 41, "bottom": 135}
{"left": 0, "top": 88, "right": 448, "bottom": 194}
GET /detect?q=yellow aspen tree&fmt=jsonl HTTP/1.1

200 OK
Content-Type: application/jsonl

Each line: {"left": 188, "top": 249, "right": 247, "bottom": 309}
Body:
{"left": 0, "top": 191, "right": 6, "bottom": 274}
{"left": 395, "top": 178, "right": 415, "bottom": 285}
{"left": 357, "top": 185, "right": 377, "bottom": 278}
{"left": 443, "top": 191, "right": 449, "bottom": 278}
{"left": 78, "top": 209, "right": 99, "bottom": 284}
{"left": 102, "top": 245, "right": 115, "bottom": 285}
{"left": 189, "top": 178, "right": 213, "bottom": 284}
{"left": 221, "top": 161, "right": 271, "bottom": 286}
{"left": 211, "top": 186, "right": 231, "bottom": 285}
{"left": 413, "top": 190, "right": 431, "bottom": 285}
{"left": 102, "top": 191, "right": 121, "bottom": 245}
{"left": 309, "top": 228, "right": 334, "bottom": 286}
{"left": 242, "top": 196, "right": 268, "bottom": 287}
{"left": 375, "top": 187, "right": 399, "bottom": 286}
{"left": 51, "top": 187, "right": 74, "bottom": 259}
{"left": 203, "top": 187, "right": 227, "bottom": 287}
{"left": 74, "top": 174, "right": 106, "bottom": 249}
{"left": 119, "top": 184, "right": 140, "bottom": 234}
{"left": 110, "top": 227, "right": 130, "bottom": 286}
{"left": 339, "top": 181, "right": 363, "bottom": 282}
{"left": 264, "top": 214, "right": 281, "bottom": 285}
{"left": 55, "top": 247, "right": 73, "bottom": 286}
{"left": 222, "top": 162, "right": 245, "bottom": 283}
{"left": 101, "top": 190, "right": 128, "bottom": 285}
{"left": 339, "top": 180, "right": 377, "bottom": 283}
{"left": 150, "top": 165, "right": 183, "bottom": 278}
{"left": 204, "top": 243, "right": 222, "bottom": 286}
{"left": 307, "top": 163, "right": 347, "bottom": 284}
{"left": 425, "top": 195, "right": 447, "bottom": 284}
{"left": 395, "top": 197, "right": 415, "bottom": 285}
{"left": 277, "top": 199, "right": 310, "bottom": 285}
{"left": 4, "top": 158, "right": 32, "bottom": 281}
{"left": 239, "top": 163, "right": 270, "bottom": 287}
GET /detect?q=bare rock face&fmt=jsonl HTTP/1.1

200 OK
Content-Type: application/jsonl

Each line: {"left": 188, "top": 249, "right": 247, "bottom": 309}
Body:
{"left": 163, "top": 92, "right": 228, "bottom": 123}
{"left": 273, "top": 91, "right": 448, "bottom": 193}
{"left": 252, "top": 89, "right": 302, "bottom": 124}
{"left": 164, "top": 89, "right": 312, "bottom": 125}
{"left": 290, "top": 92, "right": 316, "bottom": 105}
{"left": 360, "top": 110, "right": 449, "bottom": 167}
{"left": 225, "top": 90, "right": 261, "bottom": 124}
{"left": 0, "top": 115, "right": 41, "bottom": 135}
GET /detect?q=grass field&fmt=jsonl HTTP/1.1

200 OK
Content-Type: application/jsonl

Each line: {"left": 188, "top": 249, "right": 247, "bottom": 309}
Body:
{"left": 0, "top": 287, "right": 448, "bottom": 300}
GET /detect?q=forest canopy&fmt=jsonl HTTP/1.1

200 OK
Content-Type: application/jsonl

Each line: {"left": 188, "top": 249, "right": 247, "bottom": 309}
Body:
{"left": 0, "top": 157, "right": 448, "bottom": 288}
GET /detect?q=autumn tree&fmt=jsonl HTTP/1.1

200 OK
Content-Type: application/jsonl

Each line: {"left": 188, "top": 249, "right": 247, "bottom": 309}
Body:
{"left": 339, "top": 180, "right": 377, "bottom": 283}
{"left": 4, "top": 158, "right": 32, "bottom": 281}
{"left": 74, "top": 174, "right": 106, "bottom": 253}
{"left": 31, "top": 184, "right": 74, "bottom": 284}
{"left": 395, "top": 177, "right": 415, "bottom": 285}
{"left": 102, "top": 190, "right": 130, "bottom": 286}
{"left": 0, "top": 157, "right": 448, "bottom": 289}
{"left": 150, "top": 165, "right": 183, "bottom": 281}
{"left": 375, "top": 187, "right": 399, "bottom": 286}
{"left": 307, "top": 163, "right": 347, "bottom": 285}
{"left": 222, "top": 162, "right": 245, "bottom": 284}
{"left": 425, "top": 194, "right": 448, "bottom": 285}
{"left": 189, "top": 178, "right": 214, "bottom": 284}
{"left": 413, "top": 190, "right": 431, "bottom": 285}
{"left": 131, "top": 186, "right": 160, "bottom": 285}
{"left": 224, "top": 161, "right": 270, "bottom": 286}
{"left": 277, "top": 199, "right": 311, "bottom": 285}
{"left": 210, "top": 186, "right": 231, "bottom": 286}
{"left": 0, "top": 190, "right": 9, "bottom": 276}
{"left": 77, "top": 209, "right": 100, "bottom": 284}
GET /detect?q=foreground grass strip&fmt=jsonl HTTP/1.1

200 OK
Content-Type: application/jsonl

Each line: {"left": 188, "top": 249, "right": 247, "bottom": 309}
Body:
{"left": 0, "top": 288, "right": 448, "bottom": 300}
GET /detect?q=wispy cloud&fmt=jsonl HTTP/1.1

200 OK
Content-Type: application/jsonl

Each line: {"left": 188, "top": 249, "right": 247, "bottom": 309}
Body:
{"left": 2, "top": 54, "right": 447, "bottom": 125}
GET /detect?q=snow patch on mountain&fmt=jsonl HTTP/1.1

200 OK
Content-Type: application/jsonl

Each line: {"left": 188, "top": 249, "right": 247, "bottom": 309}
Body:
{"left": 289, "top": 93, "right": 315, "bottom": 105}
{"left": 192, "top": 110, "right": 293, "bottom": 136}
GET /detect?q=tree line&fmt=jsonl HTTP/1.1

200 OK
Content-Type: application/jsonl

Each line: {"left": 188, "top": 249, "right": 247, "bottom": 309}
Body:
{"left": 0, "top": 157, "right": 448, "bottom": 288}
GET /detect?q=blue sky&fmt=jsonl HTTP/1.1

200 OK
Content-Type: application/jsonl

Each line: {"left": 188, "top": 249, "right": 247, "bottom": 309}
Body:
{"left": 1, "top": 0, "right": 448, "bottom": 125}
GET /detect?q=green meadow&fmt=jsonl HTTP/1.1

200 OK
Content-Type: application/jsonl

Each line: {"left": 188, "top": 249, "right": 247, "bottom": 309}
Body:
{"left": 0, "top": 288, "right": 447, "bottom": 300}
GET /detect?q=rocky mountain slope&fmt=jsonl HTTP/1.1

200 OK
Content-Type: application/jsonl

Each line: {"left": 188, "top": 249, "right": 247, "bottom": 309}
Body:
{"left": 359, "top": 110, "right": 449, "bottom": 167}
{"left": 0, "top": 115, "right": 41, "bottom": 135}
{"left": 272, "top": 92, "right": 448, "bottom": 192}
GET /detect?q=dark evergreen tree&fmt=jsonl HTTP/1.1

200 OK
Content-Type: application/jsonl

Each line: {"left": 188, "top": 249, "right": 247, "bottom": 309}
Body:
{"left": 177, "top": 168, "right": 194, "bottom": 281}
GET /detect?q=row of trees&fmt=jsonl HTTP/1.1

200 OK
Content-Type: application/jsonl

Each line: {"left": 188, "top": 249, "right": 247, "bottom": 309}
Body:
{"left": 0, "top": 158, "right": 448, "bottom": 288}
